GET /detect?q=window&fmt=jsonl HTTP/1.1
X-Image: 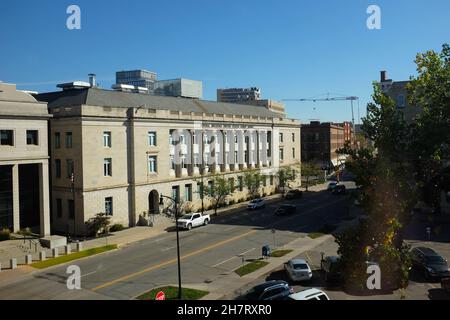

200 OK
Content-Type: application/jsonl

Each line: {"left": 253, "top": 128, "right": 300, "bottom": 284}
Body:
{"left": 208, "top": 181, "right": 214, "bottom": 196}
{"left": 66, "top": 159, "right": 74, "bottom": 178}
{"left": 68, "top": 200, "right": 75, "bottom": 220}
{"left": 66, "top": 132, "right": 73, "bottom": 148}
{"left": 55, "top": 159, "right": 61, "bottom": 178}
{"left": 104, "top": 158, "right": 112, "bottom": 176}
{"left": 105, "top": 197, "right": 113, "bottom": 216}
{"left": 279, "top": 133, "right": 284, "bottom": 143}
{"left": 148, "top": 156, "right": 157, "bottom": 173}
{"left": 292, "top": 133, "right": 295, "bottom": 142}
{"left": 0, "top": 130, "right": 13, "bottom": 146}
{"left": 262, "top": 176, "right": 267, "bottom": 187}
{"left": 55, "top": 132, "right": 61, "bottom": 149}
{"left": 229, "top": 178, "right": 235, "bottom": 193}
{"left": 270, "top": 175, "right": 274, "bottom": 186}
{"left": 238, "top": 176, "right": 244, "bottom": 192}
{"left": 172, "top": 186, "right": 180, "bottom": 202}
{"left": 279, "top": 148, "right": 284, "bottom": 161}
{"left": 185, "top": 184, "right": 192, "bottom": 202}
{"left": 26, "top": 130, "right": 39, "bottom": 145}
{"left": 148, "top": 132, "right": 157, "bottom": 146}
{"left": 292, "top": 148, "right": 296, "bottom": 158}
{"left": 103, "top": 131, "right": 111, "bottom": 148}
{"left": 397, "top": 95, "right": 406, "bottom": 108}
{"left": 56, "top": 199, "right": 62, "bottom": 218}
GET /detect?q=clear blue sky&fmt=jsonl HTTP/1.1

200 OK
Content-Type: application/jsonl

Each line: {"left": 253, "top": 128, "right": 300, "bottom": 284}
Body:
{"left": 1, "top": 0, "right": 449, "bottom": 123}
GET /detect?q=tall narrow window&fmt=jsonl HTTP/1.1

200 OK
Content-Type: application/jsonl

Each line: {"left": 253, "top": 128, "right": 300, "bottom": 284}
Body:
{"left": 279, "top": 148, "right": 284, "bottom": 161}
{"left": 148, "top": 156, "right": 157, "bottom": 173}
{"left": 56, "top": 199, "right": 62, "bottom": 218}
{"left": 292, "top": 133, "right": 295, "bottom": 142}
{"left": 279, "top": 133, "right": 284, "bottom": 143}
{"left": 55, "top": 132, "right": 61, "bottom": 149}
{"left": 105, "top": 197, "right": 113, "bottom": 216}
{"left": 66, "top": 132, "right": 73, "bottom": 148}
{"left": 103, "top": 131, "right": 112, "bottom": 148}
{"left": 26, "top": 130, "right": 39, "bottom": 145}
{"left": 68, "top": 200, "right": 75, "bottom": 220}
{"left": 292, "top": 148, "right": 296, "bottom": 158}
{"left": 66, "top": 159, "right": 74, "bottom": 178}
{"left": 0, "top": 130, "right": 14, "bottom": 146}
{"left": 148, "top": 132, "right": 157, "bottom": 146}
{"left": 185, "top": 184, "right": 192, "bottom": 202}
{"left": 238, "top": 176, "right": 244, "bottom": 192}
{"left": 55, "top": 159, "right": 61, "bottom": 178}
{"left": 104, "top": 158, "right": 112, "bottom": 176}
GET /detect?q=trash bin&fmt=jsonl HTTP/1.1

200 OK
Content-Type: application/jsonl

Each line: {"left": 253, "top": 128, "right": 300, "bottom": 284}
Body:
{"left": 262, "top": 245, "right": 271, "bottom": 258}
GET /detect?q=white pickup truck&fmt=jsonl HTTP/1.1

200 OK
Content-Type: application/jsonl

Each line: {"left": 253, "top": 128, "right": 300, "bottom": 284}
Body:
{"left": 177, "top": 213, "right": 210, "bottom": 230}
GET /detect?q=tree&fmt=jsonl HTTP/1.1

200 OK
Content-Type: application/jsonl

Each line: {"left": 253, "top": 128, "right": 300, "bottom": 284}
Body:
{"left": 407, "top": 44, "right": 450, "bottom": 212}
{"left": 86, "top": 213, "right": 111, "bottom": 237}
{"left": 301, "top": 162, "right": 322, "bottom": 191}
{"left": 336, "top": 83, "right": 415, "bottom": 292}
{"left": 243, "top": 170, "right": 265, "bottom": 199}
{"left": 198, "top": 174, "right": 231, "bottom": 216}
{"left": 275, "top": 164, "right": 299, "bottom": 192}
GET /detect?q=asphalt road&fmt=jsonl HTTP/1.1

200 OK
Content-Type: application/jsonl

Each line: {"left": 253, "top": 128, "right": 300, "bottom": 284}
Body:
{"left": 0, "top": 186, "right": 354, "bottom": 300}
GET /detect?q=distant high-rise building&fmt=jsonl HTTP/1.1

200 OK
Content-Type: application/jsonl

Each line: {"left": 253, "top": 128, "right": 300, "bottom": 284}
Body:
{"left": 153, "top": 78, "right": 203, "bottom": 99}
{"left": 116, "top": 70, "right": 157, "bottom": 94}
{"left": 217, "top": 87, "right": 261, "bottom": 103}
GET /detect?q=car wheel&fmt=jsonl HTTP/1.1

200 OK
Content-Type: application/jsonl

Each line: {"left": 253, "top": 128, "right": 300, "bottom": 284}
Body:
{"left": 204, "top": 219, "right": 209, "bottom": 226}
{"left": 187, "top": 224, "right": 192, "bottom": 231}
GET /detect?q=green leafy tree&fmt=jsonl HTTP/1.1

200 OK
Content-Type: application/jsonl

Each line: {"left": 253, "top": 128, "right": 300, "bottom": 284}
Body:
{"left": 243, "top": 170, "right": 265, "bottom": 199}
{"left": 301, "top": 162, "right": 322, "bottom": 191}
{"left": 275, "top": 164, "right": 299, "bottom": 192}
{"left": 197, "top": 174, "right": 231, "bottom": 216}
{"left": 336, "top": 84, "right": 415, "bottom": 292}
{"left": 407, "top": 44, "right": 450, "bottom": 212}
{"left": 86, "top": 213, "right": 111, "bottom": 237}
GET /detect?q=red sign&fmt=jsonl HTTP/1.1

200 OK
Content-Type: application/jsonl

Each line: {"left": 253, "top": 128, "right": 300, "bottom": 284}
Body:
{"left": 155, "top": 291, "right": 165, "bottom": 301}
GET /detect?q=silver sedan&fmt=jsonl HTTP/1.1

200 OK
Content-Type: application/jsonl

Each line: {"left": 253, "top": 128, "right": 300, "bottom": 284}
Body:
{"left": 284, "top": 259, "right": 313, "bottom": 282}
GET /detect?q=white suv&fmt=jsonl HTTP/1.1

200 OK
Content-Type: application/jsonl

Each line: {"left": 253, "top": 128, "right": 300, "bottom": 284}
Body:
{"left": 287, "top": 288, "right": 330, "bottom": 300}
{"left": 247, "top": 198, "right": 266, "bottom": 210}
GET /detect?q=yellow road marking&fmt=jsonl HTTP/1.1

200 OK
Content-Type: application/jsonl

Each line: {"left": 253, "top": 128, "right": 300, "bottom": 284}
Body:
{"left": 92, "top": 229, "right": 257, "bottom": 291}
{"left": 92, "top": 196, "right": 347, "bottom": 292}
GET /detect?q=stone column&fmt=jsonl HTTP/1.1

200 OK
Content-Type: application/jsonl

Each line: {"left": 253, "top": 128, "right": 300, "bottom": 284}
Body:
{"left": 39, "top": 162, "right": 51, "bottom": 237}
{"left": 12, "top": 164, "right": 20, "bottom": 233}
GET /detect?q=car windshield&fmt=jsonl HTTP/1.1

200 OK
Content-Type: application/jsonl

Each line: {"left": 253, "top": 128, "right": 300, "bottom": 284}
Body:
{"left": 293, "top": 263, "right": 308, "bottom": 270}
{"left": 426, "top": 256, "right": 446, "bottom": 265}
{"left": 181, "top": 215, "right": 192, "bottom": 220}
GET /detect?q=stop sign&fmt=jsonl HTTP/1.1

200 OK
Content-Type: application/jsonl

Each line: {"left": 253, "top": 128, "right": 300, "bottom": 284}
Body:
{"left": 155, "top": 291, "right": 165, "bottom": 301}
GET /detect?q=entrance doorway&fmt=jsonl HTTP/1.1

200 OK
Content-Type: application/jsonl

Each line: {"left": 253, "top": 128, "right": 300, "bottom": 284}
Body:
{"left": 149, "top": 190, "right": 160, "bottom": 215}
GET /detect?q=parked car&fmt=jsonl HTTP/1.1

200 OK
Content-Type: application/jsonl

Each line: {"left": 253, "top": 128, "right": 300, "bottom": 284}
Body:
{"left": 285, "top": 189, "right": 303, "bottom": 200}
{"left": 332, "top": 184, "right": 346, "bottom": 195}
{"left": 243, "top": 280, "right": 294, "bottom": 301}
{"left": 286, "top": 288, "right": 330, "bottom": 300}
{"left": 327, "top": 182, "right": 338, "bottom": 191}
{"left": 284, "top": 259, "right": 313, "bottom": 282}
{"left": 320, "top": 255, "right": 342, "bottom": 282}
{"left": 441, "top": 277, "right": 450, "bottom": 294}
{"left": 177, "top": 213, "right": 210, "bottom": 230}
{"left": 247, "top": 198, "right": 266, "bottom": 210}
{"left": 274, "top": 204, "right": 297, "bottom": 216}
{"left": 410, "top": 247, "right": 450, "bottom": 280}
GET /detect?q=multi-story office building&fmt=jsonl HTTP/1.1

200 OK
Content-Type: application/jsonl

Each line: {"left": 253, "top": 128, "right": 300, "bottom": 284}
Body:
{"left": 153, "top": 78, "right": 203, "bottom": 99}
{"left": 217, "top": 87, "right": 261, "bottom": 103}
{"left": 379, "top": 70, "right": 421, "bottom": 123}
{"left": 116, "top": 70, "right": 158, "bottom": 94}
{"left": 301, "top": 121, "right": 345, "bottom": 170}
{"left": 0, "top": 82, "right": 51, "bottom": 236}
{"left": 36, "top": 84, "right": 301, "bottom": 235}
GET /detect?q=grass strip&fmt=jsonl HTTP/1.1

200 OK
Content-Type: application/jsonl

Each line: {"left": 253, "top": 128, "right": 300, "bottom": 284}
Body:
{"left": 136, "top": 286, "right": 209, "bottom": 300}
{"left": 235, "top": 260, "right": 269, "bottom": 277}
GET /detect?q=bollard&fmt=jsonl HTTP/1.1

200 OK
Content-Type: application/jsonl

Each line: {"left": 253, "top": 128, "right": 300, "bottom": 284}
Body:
{"left": 65, "top": 245, "right": 71, "bottom": 255}
{"left": 76, "top": 242, "right": 83, "bottom": 252}
{"left": 10, "top": 258, "right": 17, "bottom": 270}
{"left": 52, "top": 248, "right": 59, "bottom": 258}
{"left": 25, "top": 254, "right": 33, "bottom": 265}
{"left": 39, "top": 251, "right": 46, "bottom": 261}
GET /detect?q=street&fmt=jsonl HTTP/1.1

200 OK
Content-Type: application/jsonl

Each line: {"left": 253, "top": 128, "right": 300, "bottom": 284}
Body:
{"left": 0, "top": 185, "right": 354, "bottom": 300}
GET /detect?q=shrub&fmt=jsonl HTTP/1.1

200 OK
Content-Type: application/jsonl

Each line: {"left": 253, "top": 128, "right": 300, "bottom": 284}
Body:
{"left": 229, "top": 200, "right": 236, "bottom": 206}
{"left": 0, "top": 229, "right": 11, "bottom": 241}
{"left": 109, "top": 224, "right": 125, "bottom": 232}
{"left": 86, "top": 213, "right": 111, "bottom": 237}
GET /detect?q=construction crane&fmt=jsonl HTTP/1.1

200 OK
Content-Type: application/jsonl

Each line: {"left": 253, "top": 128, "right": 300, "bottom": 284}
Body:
{"left": 282, "top": 94, "right": 359, "bottom": 138}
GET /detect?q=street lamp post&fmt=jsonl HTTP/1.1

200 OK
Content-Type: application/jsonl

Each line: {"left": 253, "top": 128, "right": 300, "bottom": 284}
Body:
{"left": 160, "top": 194, "right": 182, "bottom": 300}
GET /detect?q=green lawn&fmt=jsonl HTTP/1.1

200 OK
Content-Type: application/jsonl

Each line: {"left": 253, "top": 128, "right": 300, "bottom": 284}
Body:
{"left": 308, "top": 232, "right": 326, "bottom": 239}
{"left": 136, "top": 286, "right": 209, "bottom": 300}
{"left": 270, "top": 249, "right": 293, "bottom": 258}
{"left": 235, "top": 260, "right": 269, "bottom": 277}
{"left": 31, "top": 244, "right": 118, "bottom": 269}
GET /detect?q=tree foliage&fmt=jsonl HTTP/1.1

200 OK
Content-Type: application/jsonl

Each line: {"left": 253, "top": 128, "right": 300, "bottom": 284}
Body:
{"left": 301, "top": 162, "right": 322, "bottom": 191}
{"left": 243, "top": 169, "right": 266, "bottom": 199}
